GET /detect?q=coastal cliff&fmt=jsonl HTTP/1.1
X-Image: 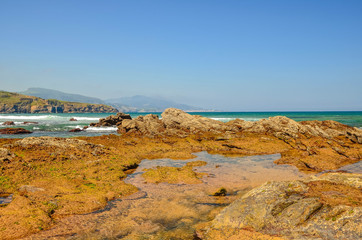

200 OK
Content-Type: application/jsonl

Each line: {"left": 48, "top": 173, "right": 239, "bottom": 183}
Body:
{"left": 0, "top": 91, "right": 118, "bottom": 113}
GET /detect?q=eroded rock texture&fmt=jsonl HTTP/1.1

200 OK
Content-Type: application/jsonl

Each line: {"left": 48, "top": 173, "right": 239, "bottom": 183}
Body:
{"left": 204, "top": 173, "right": 361, "bottom": 240}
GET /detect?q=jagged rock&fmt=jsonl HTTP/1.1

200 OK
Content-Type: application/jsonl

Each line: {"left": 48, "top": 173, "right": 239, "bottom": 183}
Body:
{"left": 117, "top": 108, "right": 362, "bottom": 143}
{"left": 120, "top": 114, "right": 165, "bottom": 136}
{"left": 2, "top": 121, "right": 15, "bottom": 126}
{"left": 118, "top": 108, "right": 236, "bottom": 136}
{"left": 90, "top": 112, "right": 132, "bottom": 127}
{"left": 69, "top": 118, "right": 77, "bottom": 121}
{"left": 161, "top": 108, "right": 237, "bottom": 134}
{"left": 0, "top": 128, "right": 32, "bottom": 134}
{"left": 0, "top": 148, "right": 14, "bottom": 163}
{"left": 206, "top": 173, "right": 362, "bottom": 240}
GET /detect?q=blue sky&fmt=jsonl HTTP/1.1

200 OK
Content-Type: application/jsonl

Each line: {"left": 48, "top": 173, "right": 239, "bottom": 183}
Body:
{"left": 1, "top": 0, "right": 361, "bottom": 111}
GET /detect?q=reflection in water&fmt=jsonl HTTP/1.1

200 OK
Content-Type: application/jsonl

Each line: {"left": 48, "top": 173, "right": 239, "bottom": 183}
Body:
{"left": 25, "top": 152, "right": 309, "bottom": 239}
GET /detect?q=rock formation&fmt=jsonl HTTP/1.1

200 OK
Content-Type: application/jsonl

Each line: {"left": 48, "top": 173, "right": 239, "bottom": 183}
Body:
{"left": 90, "top": 112, "right": 132, "bottom": 127}
{"left": 117, "top": 108, "right": 362, "bottom": 172}
{"left": 0, "top": 128, "right": 32, "bottom": 134}
{"left": 202, "top": 173, "right": 361, "bottom": 240}
{"left": 118, "top": 108, "right": 362, "bottom": 141}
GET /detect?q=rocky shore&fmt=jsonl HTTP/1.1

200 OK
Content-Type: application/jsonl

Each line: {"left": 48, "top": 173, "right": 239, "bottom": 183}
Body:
{"left": 0, "top": 108, "right": 361, "bottom": 239}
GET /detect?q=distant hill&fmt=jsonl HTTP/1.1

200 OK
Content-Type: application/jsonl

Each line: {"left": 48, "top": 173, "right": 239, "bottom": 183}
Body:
{"left": 20, "top": 88, "right": 105, "bottom": 104}
{"left": 0, "top": 90, "right": 117, "bottom": 113}
{"left": 105, "top": 95, "right": 204, "bottom": 112}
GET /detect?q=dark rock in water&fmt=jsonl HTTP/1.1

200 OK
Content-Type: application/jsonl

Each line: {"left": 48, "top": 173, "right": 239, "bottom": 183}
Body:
{"left": 205, "top": 173, "right": 362, "bottom": 240}
{"left": 2, "top": 121, "right": 15, "bottom": 126}
{"left": 69, "top": 128, "right": 83, "bottom": 132}
{"left": 83, "top": 126, "right": 89, "bottom": 130}
{"left": 69, "top": 118, "right": 77, "bottom": 121}
{"left": 0, "top": 128, "right": 32, "bottom": 134}
{"left": 213, "top": 187, "right": 227, "bottom": 196}
{"left": 90, "top": 112, "right": 132, "bottom": 127}
{"left": 23, "top": 121, "right": 38, "bottom": 125}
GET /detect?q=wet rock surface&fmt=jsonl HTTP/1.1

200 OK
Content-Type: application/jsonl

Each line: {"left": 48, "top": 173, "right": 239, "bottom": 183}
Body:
{"left": 90, "top": 112, "right": 132, "bottom": 127}
{"left": 204, "top": 173, "right": 362, "bottom": 240}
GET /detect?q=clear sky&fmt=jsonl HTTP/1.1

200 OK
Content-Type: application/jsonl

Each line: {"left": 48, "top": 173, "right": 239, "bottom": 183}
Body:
{"left": 1, "top": 0, "right": 361, "bottom": 111}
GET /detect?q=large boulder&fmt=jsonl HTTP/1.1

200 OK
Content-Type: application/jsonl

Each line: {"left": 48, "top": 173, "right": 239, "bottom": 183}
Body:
{"left": 161, "top": 108, "right": 237, "bottom": 134}
{"left": 90, "top": 112, "right": 131, "bottom": 127}
{"left": 205, "top": 173, "right": 362, "bottom": 239}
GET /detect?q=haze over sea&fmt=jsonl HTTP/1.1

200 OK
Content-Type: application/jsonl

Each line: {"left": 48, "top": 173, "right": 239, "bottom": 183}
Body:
{"left": 1, "top": 111, "right": 361, "bottom": 139}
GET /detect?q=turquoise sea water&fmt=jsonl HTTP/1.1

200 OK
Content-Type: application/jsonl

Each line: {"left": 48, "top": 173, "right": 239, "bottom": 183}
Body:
{"left": 0, "top": 111, "right": 361, "bottom": 138}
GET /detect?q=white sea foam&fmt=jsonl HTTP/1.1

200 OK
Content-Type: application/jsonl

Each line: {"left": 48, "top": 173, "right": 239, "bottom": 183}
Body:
{"left": 210, "top": 117, "right": 262, "bottom": 122}
{"left": 33, "top": 127, "right": 40, "bottom": 130}
{"left": 85, "top": 126, "right": 118, "bottom": 132}
{"left": 66, "top": 125, "right": 84, "bottom": 129}
{"left": 211, "top": 117, "right": 237, "bottom": 122}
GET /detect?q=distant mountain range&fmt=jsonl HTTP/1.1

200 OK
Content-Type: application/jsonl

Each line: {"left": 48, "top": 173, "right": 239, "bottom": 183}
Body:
{"left": 18, "top": 88, "right": 206, "bottom": 112}
{"left": 105, "top": 95, "right": 204, "bottom": 112}
{"left": 20, "top": 88, "right": 105, "bottom": 104}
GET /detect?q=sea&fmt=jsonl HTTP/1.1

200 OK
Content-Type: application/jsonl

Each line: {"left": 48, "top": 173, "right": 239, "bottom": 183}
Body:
{"left": 1, "top": 111, "right": 362, "bottom": 139}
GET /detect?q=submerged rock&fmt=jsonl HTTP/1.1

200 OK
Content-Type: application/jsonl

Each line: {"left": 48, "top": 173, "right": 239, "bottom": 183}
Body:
{"left": 205, "top": 173, "right": 362, "bottom": 239}
{"left": 90, "top": 112, "right": 132, "bottom": 127}
{"left": 23, "top": 121, "right": 38, "bottom": 125}
{"left": 69, "top": 128, "right": 83, "bottom": 132}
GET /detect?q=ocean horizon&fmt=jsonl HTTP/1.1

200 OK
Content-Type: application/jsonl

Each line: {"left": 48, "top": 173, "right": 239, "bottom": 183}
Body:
{"left": 1, "top": 111, "right": 362, "bottom": 139}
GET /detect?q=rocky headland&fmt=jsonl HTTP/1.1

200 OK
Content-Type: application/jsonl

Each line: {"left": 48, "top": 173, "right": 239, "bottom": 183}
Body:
{"left": 0, "top": 108, "right": 361, "bottom": 239}
{"left": 0, "top": 91, "right": 118, "bottom": 113}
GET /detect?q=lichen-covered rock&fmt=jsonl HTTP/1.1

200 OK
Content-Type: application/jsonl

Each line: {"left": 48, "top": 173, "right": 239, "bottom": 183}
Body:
{"left": 0, "top": 148, "right": 14, "bottom": 163}
{"left": 206, "top": 173, "right": 362, "bottom": 240}
{"left": 14, "top": 136, "right": 103, "bottom": 150}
